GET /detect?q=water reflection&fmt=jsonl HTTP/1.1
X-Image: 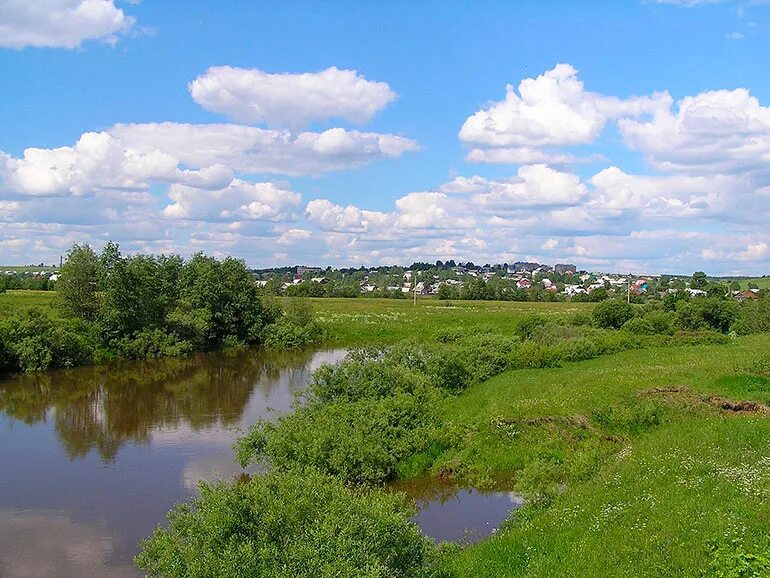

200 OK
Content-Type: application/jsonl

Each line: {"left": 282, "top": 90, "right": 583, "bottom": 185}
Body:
{"left": 390, "top": 476, "right": 524, "bottom": 544}
{"left": 0, "top": 348, "right": 336, "bottom": 461}
{"left": 0, "top": 348, "right": 346, "bottom": 578}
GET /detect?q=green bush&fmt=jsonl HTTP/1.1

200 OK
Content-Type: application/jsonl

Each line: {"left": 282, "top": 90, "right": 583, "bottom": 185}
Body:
{"left": 559, "top": 337, "right": 600, "bottom": 362}
{"left": 510, "top": 341, "right": 563, "bottom": 369}
{"left": 310, "top": 357, "right": 428, "bottom": 403}
{"left": 0, "top": 309, "right": 99, "bottom": 372}
{"left": 593, "top": 299, "right": 635, "bottom": 329}
{"left": 732, "top": 299, "right": 770, "bottom": 335}
{"left": 111, "top": 328, "right": 193, "bottom": 359}
{"left": 135, "top": 468, "right": 436, "bottom": 578}
{"left": 236, "top": 391, "right": 441, "bottom": 485}
{"left": 676, "top": 297, "right": 738, "bottom": 333}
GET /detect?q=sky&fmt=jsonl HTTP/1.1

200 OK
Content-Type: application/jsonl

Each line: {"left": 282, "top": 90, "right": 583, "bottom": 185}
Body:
{"left": 2, "top": 1, "right": 770, "bottom": 274}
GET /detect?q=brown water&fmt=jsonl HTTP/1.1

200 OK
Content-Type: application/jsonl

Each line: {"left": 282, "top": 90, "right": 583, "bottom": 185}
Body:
{"left": 0, "top": 348, "right": 346, "bottom": 577}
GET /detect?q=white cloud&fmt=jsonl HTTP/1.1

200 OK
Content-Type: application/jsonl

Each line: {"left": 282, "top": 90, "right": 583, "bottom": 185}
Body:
{"left": 459, "top": 63, "right": 668, "bottom": 164}
{"left": 619, "top": 88, "right": 770, "bottom": 183}
{"left": 189, "top": 66, "right": 397, "bottom": 128}
{"left": 471, "top": 164, "right": 588, "bottom": 210}
{"left": 276, "top": 228, "right": 312, "bottom": 246}
{"left": 0, "top": 0, "right": 134, "bottom": 49}
{"left": 305, "top": 199, "right": 391, "bottom": 232}
{"left": 0, "top": 123, "right": 418, "bottom": 199}
{"left": 163, "top": 180, "right": 301, "bottom": 222}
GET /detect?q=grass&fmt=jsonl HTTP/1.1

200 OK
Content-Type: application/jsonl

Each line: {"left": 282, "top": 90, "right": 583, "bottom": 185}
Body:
{"left": 432, "top": 334, "right": 770, "bottom": 576}
{"left": 0, "top": 290, "right": 57, "bottom": 316}
{"left": 0, "top": 265, "right": 58, "bottom": 272}
{"left": 741, "top": 276, "right": 770, "bottom": 290}
{"left": 307, "top": 297, "right": 593, "bottom": 346}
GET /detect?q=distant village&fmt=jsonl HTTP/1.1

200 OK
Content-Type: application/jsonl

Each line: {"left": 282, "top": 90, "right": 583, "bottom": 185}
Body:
{"left": 250, "top": 261, "right": 765, "bottom": 302}
{"left": 2, "top": 259, "right": 765, "bottom": 302}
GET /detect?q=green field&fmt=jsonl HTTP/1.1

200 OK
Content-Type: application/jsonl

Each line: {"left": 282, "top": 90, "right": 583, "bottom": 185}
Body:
{"left": 0, "top": 290, "right": 57, "bottom": 316}
{"left": 741, "top": 276, "right": 770, "bottom": 290}
{"left": 308, "top": 297, "right": 593, "bottom": 346}
{"left": 435, "top": 335, "right": 770, "bottom": 575}
{"left": 0, "top": 265, "right": 58, "bottom": 272}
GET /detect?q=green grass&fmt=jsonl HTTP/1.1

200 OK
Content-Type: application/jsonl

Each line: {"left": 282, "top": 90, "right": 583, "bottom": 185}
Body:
{"left": 0, "top": 290, "right": 57, "bottom": 316}
{"left": 433, "top": 334, "right": 770, "bottom": 576}
{"left": 740, "top": 276, "right": 770, "bottom": 289}
{"left": 307, "top": 297, "right": 593, "bottom": 346}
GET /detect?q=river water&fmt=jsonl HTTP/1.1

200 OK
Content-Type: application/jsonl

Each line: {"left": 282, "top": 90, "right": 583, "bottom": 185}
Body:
{"left": 0, "top": 347, "right": 519, "bottom": 577}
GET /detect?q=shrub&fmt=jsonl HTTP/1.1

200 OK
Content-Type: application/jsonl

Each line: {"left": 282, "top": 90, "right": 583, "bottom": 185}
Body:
{"left": 732, "top": 299, "right": 770, "bottom": 335}
{"left": 676, "top": 297, "right": 738, "bottom": 333}
{"left": 236, "top": 391, "right": 441, "bottom": 485}
{"left": 515, "top": 314, "right": 550, "bottom": 339}
{"left": 135, "top": 468, "right": 436, "bottom": 578}
{"left": 593, "top": 299, "right": 635, "bottom": 329}
{"left": 559, "top": 337, "right": 600, "bottom": 362}
{"left": 111, "top": 328, "right": 193, "bottom": 359}
{"left": 0, "top": 309, "right": 99, "bottom": 372}
{"left": 510, "top": 341, "right": 563, "bottom": 369}
{"left": 309, "top": 358, "right": 428, "bottom": 403}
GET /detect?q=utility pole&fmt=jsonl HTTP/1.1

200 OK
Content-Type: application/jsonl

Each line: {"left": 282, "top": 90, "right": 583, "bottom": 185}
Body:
{"left": 627, "top": 274, "right": 631, "bottom": 304}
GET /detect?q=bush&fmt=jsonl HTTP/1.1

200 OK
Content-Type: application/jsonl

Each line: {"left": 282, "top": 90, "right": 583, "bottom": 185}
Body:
{"left": 310, "top": 358, "right": 428, "bottom": 403}
{"left": 593, "top": 299, "right": 635, "bottom": 329}
{"left": 676, "top": 297, "right": 738, "bottom": 333}
{"left": 236, "top": 391, "right": 441, "bottom": 485}
{"left": 732, "top": 299, "right": 770, "bottom": 335}
{"left": 510, "top": 341, "right": 563, "bottom": 369}
{"left": 263, "top": 298, "right": 322, "bottom": 348}
{"left": 0, "top": 309, "right": 99, "bottom": 372}
{"left": 559, "top": 337, "right": 600, "bottom": 362}
{"left": 135, "top": 468, "right": 436, "bottom": 578}
{"left": 111, "top": 328, "right": 193, "bottom": 359}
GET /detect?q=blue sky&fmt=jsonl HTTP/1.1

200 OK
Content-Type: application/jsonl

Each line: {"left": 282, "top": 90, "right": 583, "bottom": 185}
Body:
{"left": 2, "top": 0, "right": 770, "bottom": 274}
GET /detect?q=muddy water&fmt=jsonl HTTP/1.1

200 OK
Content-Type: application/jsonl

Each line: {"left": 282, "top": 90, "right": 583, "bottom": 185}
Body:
{"left": 0, "top": 348, "right": 346, "bottom": 578}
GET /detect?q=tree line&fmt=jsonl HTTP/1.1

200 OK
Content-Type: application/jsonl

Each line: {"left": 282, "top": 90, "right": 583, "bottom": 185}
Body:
{"left": 0, "top": 243, "right": 320, "bottom": 373}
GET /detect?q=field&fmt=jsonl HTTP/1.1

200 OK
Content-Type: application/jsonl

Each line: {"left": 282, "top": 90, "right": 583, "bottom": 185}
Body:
{"left": 741, "top": 276, "right": 770, "bottom": 290}
{"left": 435, "top": 335, "right": 770, "bottom": 576}
{"left": 0, "top": 290, "right": 57, "bottom": 316}
{"left": 307, "top": 297, "right": 593, "bottom": 345}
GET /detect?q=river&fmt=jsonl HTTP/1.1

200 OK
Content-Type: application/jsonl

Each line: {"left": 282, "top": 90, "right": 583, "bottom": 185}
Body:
{"left": 0, "top": 347, "right": 520, "bottom": 577}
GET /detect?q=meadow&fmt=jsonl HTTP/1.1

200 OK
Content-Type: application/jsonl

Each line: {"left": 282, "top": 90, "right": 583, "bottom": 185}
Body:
{"left": 436, "top": 335, "right": 770, "bottom": 575}
{"left": 307, "top": 297, "right": 593, "bottom": 345}
{"left": 0, "top": 290, "right": 56, "bottom": 316}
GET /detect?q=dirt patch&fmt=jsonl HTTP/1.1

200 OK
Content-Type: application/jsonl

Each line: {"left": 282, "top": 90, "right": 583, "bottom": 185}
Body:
{"left": 638, "top": 386, "right": 770, "bottom": 415}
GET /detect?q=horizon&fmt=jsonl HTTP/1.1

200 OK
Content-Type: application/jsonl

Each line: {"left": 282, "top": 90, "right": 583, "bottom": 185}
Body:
{"left": 3, "top": 1, "right": 770, "bottom": 276}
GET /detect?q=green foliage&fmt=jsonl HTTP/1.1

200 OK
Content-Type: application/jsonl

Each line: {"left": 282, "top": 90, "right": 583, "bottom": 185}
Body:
{"left": 0, "top": 308, "right": 99, "bottom": 371}
{"left": 622, "top": 311, "right": 674, "bottom": 335}
{"left": 263, "top": 299, "right": 322, "bottom": 348}
{"left": 236, "top": 391, "right": 440, "bottom": 485}
{"left": 592, "top": 299, "right": 635, "bottom": 329}
{"left": 677, "top": 297, "right": 738, "bottom": 333}
{"left": 732, "top": 299, "right": 770, "bottom": 335}
{"left": 111, "top": 328, "right": 192, "bottom": 359}
{"left": 135, "top": 468, "right": 436, "bottom": 578}
{"left": 705, "top": 538, "right": 770, "bottom": 578}
{"left": 57, "top": 244, "right": 101, "bottom": 320}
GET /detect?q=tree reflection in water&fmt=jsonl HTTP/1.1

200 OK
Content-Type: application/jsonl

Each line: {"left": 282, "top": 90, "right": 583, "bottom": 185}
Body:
{"left": 0, "top": 348, "right": 318, "bottom": 461}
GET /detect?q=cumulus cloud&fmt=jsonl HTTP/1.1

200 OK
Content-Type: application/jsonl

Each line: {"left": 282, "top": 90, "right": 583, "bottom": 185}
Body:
{"left": 163, "top": 180, "right": 301, "bottom": 222}
{"left": 619, "top": 88, "right": 770, "bottom": 183}
{"left": 0, "top": 0, "right": 134, "bottom": 49}
{"left": 0, "top": 123, "right": 418, "bottom": 200}
{"left": 459, "top": 63, "right": 668, "bottom": 164}
{"left": 189, "top": 66, "right": 397, "bottom": 128}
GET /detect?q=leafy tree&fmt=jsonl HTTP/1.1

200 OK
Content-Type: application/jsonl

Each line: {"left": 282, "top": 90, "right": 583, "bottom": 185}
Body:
{"left": 691, "top": 271, "right": 708, "bottom": 290}
{"left": 57, "top": 244, "right": 101, "bottom": 320}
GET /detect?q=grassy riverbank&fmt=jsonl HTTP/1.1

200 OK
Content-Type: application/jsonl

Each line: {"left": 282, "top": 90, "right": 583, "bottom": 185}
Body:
{"left": 435, "top": 334, "right": 770, "bottom": 575}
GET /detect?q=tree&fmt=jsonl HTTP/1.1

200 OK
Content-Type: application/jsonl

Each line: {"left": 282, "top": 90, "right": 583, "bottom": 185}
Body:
{"left": 691, "top": 271, "right": 708, "bottom": 290}
{"left": 58, "top": 244, "right": 101, "bottom": 320}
